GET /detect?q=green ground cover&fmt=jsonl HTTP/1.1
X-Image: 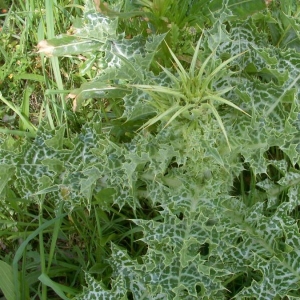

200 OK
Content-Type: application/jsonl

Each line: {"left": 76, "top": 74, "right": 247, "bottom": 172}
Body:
{"left": 1, "top": 0, "right": 300, "bottom": 299}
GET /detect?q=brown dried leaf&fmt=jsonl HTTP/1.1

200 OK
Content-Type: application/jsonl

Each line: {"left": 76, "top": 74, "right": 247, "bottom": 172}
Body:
{"left": 36, "top": 40, "right": 54, "bottom": 57}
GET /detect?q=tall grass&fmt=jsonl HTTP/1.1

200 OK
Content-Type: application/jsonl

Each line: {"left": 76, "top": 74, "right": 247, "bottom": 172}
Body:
{"left": 0, "top": 1, "right": 89, "bottom": 298}
{"left": 0, "top": 3, "right": 149, "bottom": 298}
{"left": 0, "top": 0, "right": 85, "bottom": 136}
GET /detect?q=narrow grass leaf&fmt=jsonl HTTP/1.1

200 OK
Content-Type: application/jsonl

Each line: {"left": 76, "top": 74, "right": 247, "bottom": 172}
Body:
{"left": 163, "top": 104, "right": 194, "bottom": 128}
{"left": 44, "top": 1, "right": 68, "bottom": 125}
{"left": 197, "top": 48, "right": 216, "bottom": 83}
{"left": 0, "top": 128, "right": 36, "bottom": 137}
{"left": 0, "top": 260, "right": 15, "bottom": 300}
{"left": 45, "top": 0, "right": 55, "bottom": 39}
{"left": 47, "top": 202, "right": 64, "bottom": 273}
{"left": 0, "top": 45, "right": 8, "bottom": 61}
{"left": 174, "top": 65, "right": 190, "bottom": 91}
{"left": 214, "top": 86, "right": 234, "bottom": 96}
{"left": 13, "top": 73, "right": 46, "bottom": 82}
{"left": 190, "top": 33, "right": 203, "bottom": 77}
{"left": 165, "top": 42, "right": 189, "bottom": 79}
{"left": 38, "top": 273, "right": 69, "bottom": 300}
{"left": 13, "top": 213, "right": 68, "bottom": 300}
{"left": 203, "top": 94, "right": 251, "bottom": 117}
{"left": 0, "top": 164, "right": 15, "bottom": 195}
{"left": 205, "top": 51, "right": 248, "bottom": 83}
{"left": 19, "top": 87, "right": 32, "bottom": 131}
{"left": 50, "top": 56, "right": 67, "bottom": 124}
{"left": 0, "top": 93, "right": 37, "bottom": 134}
{"left": 131, "top": 84, "right": 185, "bottom": 98}
{"left": 205, "top": 103, "right": 231, "bottom": 151}
{"left": 139, "top": 104, "right": 179, "bottom": 130}
{"left": 158, "top": 64, "right": 181, "bottom": 88}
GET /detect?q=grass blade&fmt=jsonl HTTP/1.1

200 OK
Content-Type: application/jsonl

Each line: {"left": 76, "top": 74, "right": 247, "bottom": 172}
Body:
{"left": 46, "top": 202, "right": 64, "bottom": 274}
{"left": 131, "top": 84, "right": 186, "bottom": 99}
{"left": 197, "top": 49, "right": 216, "bottom": 84}
{"left": 38, "top": 273, "right": 69, "bottom": 300}
{"left": 158, "top": 64, "right": 181, "bottom": 88}
{"left": 205, "top": 51, "right": 247, "bottom": 83}
{"left": 163, "top": 104, "right": 194, "bottom": 128}
{"left": 13, "top": 73, "right": 46, "bottom": 82}
{"left": 0, "top": 128, "right": 36, "bottom": 137}
{"left": 19, "top": 86, "right": 32, "bottom": 131}
{"left": 0, "top": 93, "right": 37, "bottom": 134}
{"left": 204, "top": 103, "right": 231, "bottom": 151}
{"left": 44, "top": 0, "right": 67, "bottom": 126}
{"left": 190, "top": 32, "right": 203, "bottom": 77}
{"left": 165, "top": 42, "right": 189, "bottom": 80}
{"left": 139, "top": 104, "right": 179, "bottom": 130}
{"left": 13, "top": 213, "right": 68, "bottom": 300}
{"left": 0, "top": 260, "right": 15, "bottom": 300}
{"left": 0, "top": 165, "right": 15, "bottom": 195}
{"left": 203, "top": 94, "right": 251, "bottom": 117}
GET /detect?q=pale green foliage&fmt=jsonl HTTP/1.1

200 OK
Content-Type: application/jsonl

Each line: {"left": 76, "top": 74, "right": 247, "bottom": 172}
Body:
{"left": 3, "top": 0, "right": 300, "bottom": 299}
{"left": 131, "top": 39, "right": 250, "bottom": 150}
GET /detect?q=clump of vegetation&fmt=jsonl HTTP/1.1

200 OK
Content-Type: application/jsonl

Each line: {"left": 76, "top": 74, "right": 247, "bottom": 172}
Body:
{"left": 1, "top": 0, "right": 300, "bottom": 299}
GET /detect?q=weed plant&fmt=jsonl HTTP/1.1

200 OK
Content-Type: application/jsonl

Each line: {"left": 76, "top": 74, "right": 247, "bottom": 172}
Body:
{"left": 2, "top": 0, "right": 300, "bottom": 299}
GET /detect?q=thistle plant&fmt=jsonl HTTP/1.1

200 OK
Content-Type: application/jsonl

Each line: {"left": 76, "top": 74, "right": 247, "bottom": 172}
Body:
{"left": 3, "top": 0, "right": 300, "bottom": 299}
{"left": 132, "top": 35, "right": 250, "bottom": 150}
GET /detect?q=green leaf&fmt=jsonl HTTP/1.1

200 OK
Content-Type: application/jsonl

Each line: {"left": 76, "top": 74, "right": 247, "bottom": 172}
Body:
{"left": 204, "top": 103, "right": 231, "bottom": 150}
{"left": 131, "top": 84, "right": 186, "bottom": 99}
{"left": 122, "top": 88, "right": 155, "bottom": 121}
{"left": 70, "top": 82, "right": 128, "bottom": 111}
{"left": 37, "top": 35, "right": 104, "bottom": 57}
{"left": 203, "top": 50, "right": 247, "bottom": 88}
{"left": 13, "top": 213, "right": 68, "bottom": 299}
{"left": 138, "top": 104, "right": 180, "bottom": 130}
{"left": 202, "top": 93, "right": 251, "bottom": 117}
{"left": 76, "top": 271, "right": 127, "bottom": 300}
{"left": 75, "top": 11, "right": 119, "bottom": 40}
{"left": 0, "top": 260, "right": 15, "bottom": 300}
{"left": 5, "top": 1, "right": 300, "bottom": 299}
{"left": 227, "top": 0, "right": 266, "bottom": 20}
{"left": 80, "top": 166, "right": 102, "bottom": 203}
{"left": 38, "top": 273, "right": 70, "bottom": 300}
{"left": 190, "top": 33, "right": 204, "bottom": 77}
{"left": 276, "top": 9, "right": 300, "bottom": 50}
{"left": 0, "top": 164, "right": 15, "bottom": 195}
{"left": 163, "top": 104, "right": 194, "bottom": 128}
{"left": 13, "top": 73, "right": 46, "bottom": 82}
{"left": 44, "top": 125, "right": 66, "bottom": 150}
{"left": 0, "top": 93, "right": 37, "bottom": 134}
